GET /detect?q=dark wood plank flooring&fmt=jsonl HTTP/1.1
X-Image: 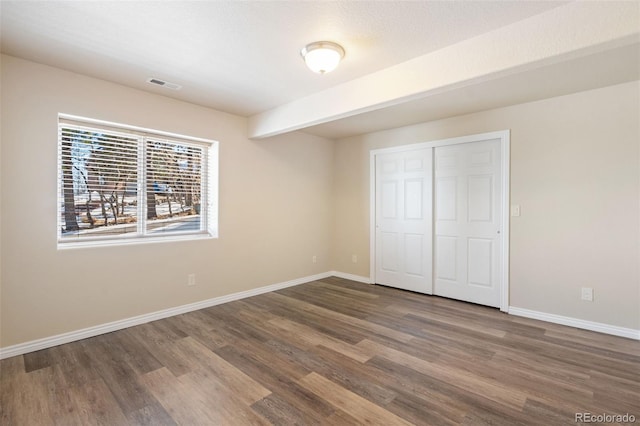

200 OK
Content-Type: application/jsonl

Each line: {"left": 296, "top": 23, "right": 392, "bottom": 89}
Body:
{"left": 1, "top": 277, "right": 639, "bottom": 425}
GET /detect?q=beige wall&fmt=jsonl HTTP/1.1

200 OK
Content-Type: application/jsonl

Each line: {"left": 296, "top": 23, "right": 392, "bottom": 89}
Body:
{"left": 332, "top": 81, "right": 640, "bottom": 330}
{"left": 0, "top": 55, "right": 334, "bottom": 347}
{"left": 1, "top": 54, "right": 638, "bottom": 349}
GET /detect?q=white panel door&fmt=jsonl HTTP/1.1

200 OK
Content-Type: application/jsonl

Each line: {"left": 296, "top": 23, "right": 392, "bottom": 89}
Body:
{"left": 434, "top": 139, "right": 502, "bottom": 307}
{"left": 375, "top": 148, "right": 433, "bottom": 293}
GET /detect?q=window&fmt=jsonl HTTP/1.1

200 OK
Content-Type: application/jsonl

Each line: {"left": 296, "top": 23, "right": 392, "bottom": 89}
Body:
{"left": 57, "top": 115, "right": 217, "bottom": 247}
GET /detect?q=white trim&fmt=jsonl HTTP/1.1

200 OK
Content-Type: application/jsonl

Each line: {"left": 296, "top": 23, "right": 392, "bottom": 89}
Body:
{"left": 369, "top": 152, "right": 377, "bottom": 284}
{"left": 57, "top": 232, "right": 215, "bottom": 250}
{"left": 509, "top": 307, "right": 640, "bottom": 340}
{"left": 4, "top": 273, "right": 636, "bottom": 359}
{"left": 330, "top": 271, "right": 372, "bottom": 284}
{"left": 59, "top": 113, "right": 215, "bottom": 146}
{"left": 0, "top": 272, "right": 331, "bottom": 360}
{"left": 368, "top": 130, "right": 509, "bottom": 156}
{"left": 369, "top": 130, "right": 511, "bottom": 311}
{"left": 499, "top": 132, "right": 511, "bottom": 312}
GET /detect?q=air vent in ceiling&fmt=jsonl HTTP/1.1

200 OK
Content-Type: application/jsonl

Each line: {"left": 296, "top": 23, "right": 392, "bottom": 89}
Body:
{"left": 146, "top": 77, "right": 182, "bottom": 90}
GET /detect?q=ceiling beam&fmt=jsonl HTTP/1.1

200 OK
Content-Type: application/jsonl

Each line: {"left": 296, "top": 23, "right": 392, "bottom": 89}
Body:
{"left": 248, "top": 1, "right": 639, "bottom": 139}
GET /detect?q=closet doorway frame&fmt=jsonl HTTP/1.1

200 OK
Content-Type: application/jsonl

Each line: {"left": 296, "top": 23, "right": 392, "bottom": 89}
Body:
{"left": 369, "top": 130, "right": 511, "bottom": 312}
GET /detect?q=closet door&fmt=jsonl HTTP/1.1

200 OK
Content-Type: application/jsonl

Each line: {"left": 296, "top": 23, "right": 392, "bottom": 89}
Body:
{"left": 433, "top": 139, "right": 502, "bottom": 307}
{"left": 375, "top": 148, "right": 433, "bottom": 294}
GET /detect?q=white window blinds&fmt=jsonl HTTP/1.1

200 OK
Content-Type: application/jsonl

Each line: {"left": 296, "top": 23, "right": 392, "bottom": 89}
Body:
{"left": 57, "top": 116, "right": 217, "bottom": 247}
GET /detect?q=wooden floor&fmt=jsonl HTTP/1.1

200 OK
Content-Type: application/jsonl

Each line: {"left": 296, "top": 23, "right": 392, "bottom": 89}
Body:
{"left": 1, "top": 277, "right": 639, "bottom": 425}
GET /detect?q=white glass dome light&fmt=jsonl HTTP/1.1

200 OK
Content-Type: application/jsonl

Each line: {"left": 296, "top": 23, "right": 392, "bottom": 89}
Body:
{"left": 300, "top": 41, "right": 345, "bottom": 74}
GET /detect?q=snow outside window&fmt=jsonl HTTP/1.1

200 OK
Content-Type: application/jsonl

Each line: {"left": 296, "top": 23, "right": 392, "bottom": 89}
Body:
{"left": 57, "top": 115, "right": 218, "bottom": 248}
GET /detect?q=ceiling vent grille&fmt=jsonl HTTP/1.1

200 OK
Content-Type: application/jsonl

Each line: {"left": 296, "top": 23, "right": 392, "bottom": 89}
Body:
{"left": 146, "top": 77, "right": 182, "bottom": 90}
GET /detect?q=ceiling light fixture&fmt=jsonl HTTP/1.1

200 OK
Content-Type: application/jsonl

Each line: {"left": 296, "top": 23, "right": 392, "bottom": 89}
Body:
{"left": 300, "top": 41, "right": 345, "bottom": 74}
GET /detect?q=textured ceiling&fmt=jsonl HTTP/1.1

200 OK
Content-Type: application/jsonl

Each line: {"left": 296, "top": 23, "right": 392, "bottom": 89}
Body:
{"left": 1, "top": 0, "right": 568, "bottom": 117}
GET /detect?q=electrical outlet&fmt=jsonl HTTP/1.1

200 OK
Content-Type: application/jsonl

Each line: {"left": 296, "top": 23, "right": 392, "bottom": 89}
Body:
{"left": 352, "top": 254, "right": 358, "bottom": 263}
{"left": 312, "top": 255, "right": 317, "bottom": 264}
{"left": 188, "top": 274, "right": 196, "bottom": 286}
{"left": 581, "top": 287, "right": 593, "bottom": 302}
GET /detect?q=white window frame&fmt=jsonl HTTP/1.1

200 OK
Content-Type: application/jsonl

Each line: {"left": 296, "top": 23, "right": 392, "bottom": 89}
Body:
{"left": 57, "top": 114, "right": 218, "bottom": 249}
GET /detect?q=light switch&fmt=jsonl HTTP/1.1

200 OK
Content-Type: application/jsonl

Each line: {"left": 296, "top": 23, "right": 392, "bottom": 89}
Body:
{"left": 511, "top": 205, "right": 521, "bottom": 217}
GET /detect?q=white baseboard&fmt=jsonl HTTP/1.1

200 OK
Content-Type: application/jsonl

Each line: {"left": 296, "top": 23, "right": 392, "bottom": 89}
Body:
{"left": 329, "top": 271, "right": 372, "bottom": 284}
{"left": 0, "top": 272, "right": 332, "bottom": 360}
{"left": 508, "top": 307, "right": 640, "bottom": 340}
{"left": 7, "top": 274, "right": 635, "bottom": 359}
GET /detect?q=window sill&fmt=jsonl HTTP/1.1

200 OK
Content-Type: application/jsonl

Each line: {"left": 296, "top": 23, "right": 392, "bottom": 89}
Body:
{"left": 57, "top": 231, "right": 217, "bottom": 250}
